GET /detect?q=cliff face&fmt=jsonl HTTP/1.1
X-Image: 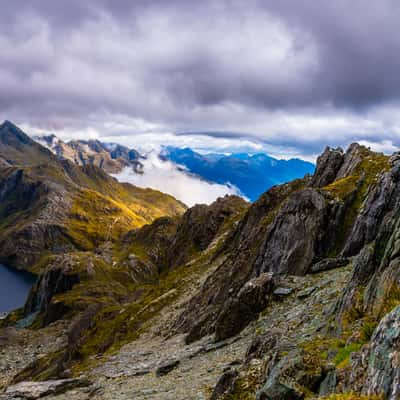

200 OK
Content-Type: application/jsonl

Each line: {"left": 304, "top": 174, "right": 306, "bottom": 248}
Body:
{"left": 1, "top": 130, "right": 400, "bottom": 400}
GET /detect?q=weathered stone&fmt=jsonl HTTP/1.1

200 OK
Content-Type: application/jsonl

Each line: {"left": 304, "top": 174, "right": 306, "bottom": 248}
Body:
{"left": 362, "top": 305, "right": 400, "bottom": 400}
{"left": 257, "top": 350, "right": 324, "bottom": 400}
{"left": 255, "top": 189, "right": 327, "bottom": 276}
{"left": 174, "top": 178, "right": 310, "bottom": 343}
{"left": 318, "top": 370, "right": 337, "bottom": 396}
{"left": 310, "top": 146, "right": 344, "bottom": 188}
{"left": 5, "top": 377, "right": 90, "bottom": 399}
{"left": 155, "top": 359, "right": 180, "bottom": 376}
{"left": 343, "top": 153, "right": 400, "bottom": 257}
{"left": 335, "top": 143, "right": 365, "bottom": 180}
{"left": 210, "top": 370, "right": 238, "bottom": 400}
{"left": 297, "top": 286, "right": 317, "bottom": 299}
{"left": 272, "top": 287, "right": 293, "bottom": 299}
{"left": 309, "top": 258, "right": 349, "bottom": 274}
{"left": 214, "top": 273, "right": 275, "bottom": 341}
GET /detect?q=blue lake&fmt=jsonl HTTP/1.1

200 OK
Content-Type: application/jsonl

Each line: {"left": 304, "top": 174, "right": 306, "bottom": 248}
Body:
{"left": 0, "top": 264, "right": 36, "bottom": 313}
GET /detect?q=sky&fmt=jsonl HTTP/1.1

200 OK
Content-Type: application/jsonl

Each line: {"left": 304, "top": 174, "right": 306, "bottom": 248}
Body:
{"left": 1, "top": 0, "right": 400, "bottom": 160}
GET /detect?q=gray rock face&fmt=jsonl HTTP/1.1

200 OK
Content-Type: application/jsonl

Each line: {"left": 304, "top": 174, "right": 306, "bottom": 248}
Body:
{"left": 245, "top": 329, "right": 288, "bottom": 362}
{"left": 4, "top": 377, "right": 89, "bottom": 399}
{"left": 297, "top": 286, "right": 317, "bottom": 299}
{"left": 343, "top": 153, "right": 400, "bottom": 257}
{"left": 214, "top": 273, "right": 275, "bottom": 341}
{"left": 362, "top": 306, "right": 400, "bottom": 399}
{"left": 335, "top": 143, "right": 365, "bottom": 180}
{"left": 310, "top": 143, "right": 365, "bottom": 189}
{"left": 310, "top": 146, "right": 344, "bottom": 188}
{"left": 318, "top": 371, "right": 337, "bottom": 396}
{"left": 255, "top": 189, "right": 327, "bottom": 276}
{"left": 335, "top": 154, "right": 400, "bottom": 322}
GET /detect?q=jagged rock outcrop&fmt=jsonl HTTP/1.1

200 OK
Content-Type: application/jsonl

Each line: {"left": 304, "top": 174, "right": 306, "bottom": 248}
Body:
{"left": 210, "top": 370, "right": 239, "bottom": 400}
{"left": 311, "top": 146, "right": 344, "bottom": 188}
{"left": 335, "top": 152, "right": 400, "bottom": 321}
{"left": 310, "top": 143, "right": 366, "bottom": 189}
{"left": 343, "top": 152, "right": 400, "bottom": 257}
{"left": 309, "top": 257, "right": 349, "bottom": 273}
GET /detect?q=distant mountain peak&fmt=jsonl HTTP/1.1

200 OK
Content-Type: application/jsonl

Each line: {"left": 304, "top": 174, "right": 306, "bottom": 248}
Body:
{"left": 164, "top": 146, "right": 315, "bottom": 201}
{"left": 1, "top": 120, "right": 19, "bottom": 130}
{"left": 0, "top": 119, "right": 42, "bottom": 148}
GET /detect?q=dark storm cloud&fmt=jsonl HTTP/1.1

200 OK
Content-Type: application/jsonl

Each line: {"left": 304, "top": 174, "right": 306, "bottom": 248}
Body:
{"left": 0, "top": 0, "right": 400, "bottom": 158}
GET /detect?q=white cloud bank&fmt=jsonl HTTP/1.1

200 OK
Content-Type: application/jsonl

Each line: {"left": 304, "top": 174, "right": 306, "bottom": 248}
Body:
{"left": 112, "top": 152, "right": 244, "bottom": 207}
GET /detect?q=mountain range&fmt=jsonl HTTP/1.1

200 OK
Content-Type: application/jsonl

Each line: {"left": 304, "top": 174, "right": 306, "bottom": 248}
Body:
{"left": 164, "top": 146, "right": 315, "bottom": 201}
{"left": 0, "top": 120, "right": 399, "bottom": 400}
{"left": 34, "top": 134, "right": 315, "bottom": 202}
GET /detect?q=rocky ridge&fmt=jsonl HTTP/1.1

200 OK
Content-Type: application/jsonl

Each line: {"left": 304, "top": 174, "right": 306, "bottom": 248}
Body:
{"left": 34, "top": 134, "right": 143, "bottom": 175}
{"left": 1, "top": 131, "right": 400, "bottom": 399}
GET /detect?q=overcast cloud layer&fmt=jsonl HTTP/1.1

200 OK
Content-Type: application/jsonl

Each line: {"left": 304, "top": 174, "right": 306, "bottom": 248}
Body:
{"left": 1, "top": 0, "right": 400, "bottom": 159}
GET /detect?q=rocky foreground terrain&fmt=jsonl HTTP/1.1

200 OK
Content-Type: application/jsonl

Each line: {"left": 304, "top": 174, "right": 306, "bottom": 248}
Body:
{"left": 0, "top": 121, "right": 400, "bottom": 399}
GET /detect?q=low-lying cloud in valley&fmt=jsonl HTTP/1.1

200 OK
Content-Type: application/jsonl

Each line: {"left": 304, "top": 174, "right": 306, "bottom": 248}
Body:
{"left": 112, "top": 152, "right": 243, "bottom": 207}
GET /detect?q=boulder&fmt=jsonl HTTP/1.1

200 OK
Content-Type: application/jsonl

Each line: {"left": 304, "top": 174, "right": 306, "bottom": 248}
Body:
{"left": 155, "top": 359, "right": 180, "bottom": 376}
{"left": 214, "top": 273, "right": 275, "bottom": 341}
{"left": 309, "top": 258, "right": 349, "bottom": 274}
{"left": 272, "top": 287, "right": 293, "bottom": 300}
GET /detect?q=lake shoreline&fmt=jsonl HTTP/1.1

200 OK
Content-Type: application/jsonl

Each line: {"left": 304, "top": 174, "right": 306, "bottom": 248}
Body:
{"left": 0, "top": 264, "right": 36, "bottom": 314}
